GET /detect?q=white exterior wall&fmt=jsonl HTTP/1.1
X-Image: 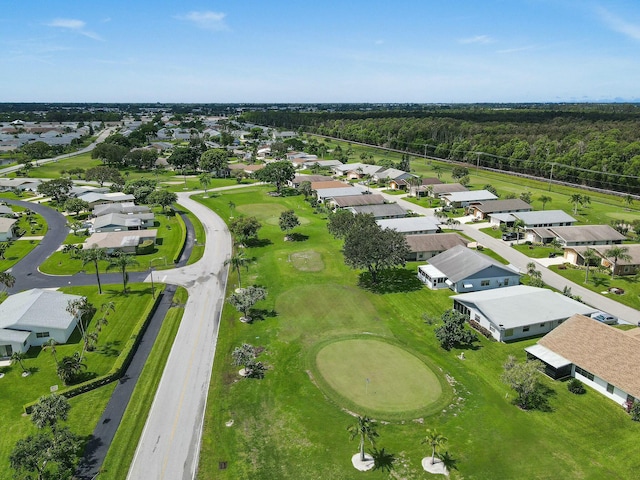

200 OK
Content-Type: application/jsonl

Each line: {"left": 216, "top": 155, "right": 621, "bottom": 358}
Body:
{"left": 29, "top": 320, "right": 77, "bottom": 347}
{"left": 467, "top": 309, "right": 558, "bottom": 342}
{"left": 572, "top": 366, "right": 629, "bottom": 406}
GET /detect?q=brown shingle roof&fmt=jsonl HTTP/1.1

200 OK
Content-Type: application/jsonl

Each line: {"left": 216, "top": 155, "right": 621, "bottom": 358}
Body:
{"left": 406, "top": 233, "right": 468, "bottom": 253}
{"left": 550, "top": 225, "right": 627, "bottom": 243}
{"left": 333, "top": 194, "right": 385, "bottom": 207}
{"left": 429, "top": 183, "right": 468, "bottom": 195}
{"left": 311, "top": 181, "right": 351, "bottom": 190}
{"left": 539, "top": 314, "right": 640, "bottom": 398}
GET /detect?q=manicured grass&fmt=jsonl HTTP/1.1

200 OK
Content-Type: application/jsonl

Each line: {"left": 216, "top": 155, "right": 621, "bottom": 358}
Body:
{"left": 181, "top": 204, "right": 206, "bottom": 266}
{"left": 289, "top": 249, "right": 324, "bottom": 271}
{"left": 314, "top": 337, "right": 443, "bottom": 418}
{"left": 0, "top": 283, "right": 157, "bottom": 475}
{"left": 99, "top": 287, "right": 187, "bottom": 480}
{"left": 0, "top": 240, "right": 39, "bottom": 271}
{"left": 512, "top": 243, "right": 562, "bottom": 259}
{"left": 26, "top": 153, "right": 103, "bottom": 178}
{"left": 196, "top": 185, "right": 640, "bottom": 480}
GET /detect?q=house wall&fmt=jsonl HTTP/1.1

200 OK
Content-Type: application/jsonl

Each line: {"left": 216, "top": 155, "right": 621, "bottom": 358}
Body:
{"left": 29, "top": 321, "right": 77, "bottom": 347}
{"left": 451, "top": 267, "right": 520, "bottom": 293}
{"left": 572, "top": 366, "right": 630, "bottom": 406}
{"left": 409, "top": 250, "right": 446, "bottom": 262}
{"left": 563, "top": 239, "right": 624, "bottom": 247}
{"left": 0, "top": 229, "right": 14, "bottom": 241}
{"left": 417, "top": 268, "right": 448, "bottom": 290}
{"left": 0, "top": 337, "right": 30, "bottom": 356}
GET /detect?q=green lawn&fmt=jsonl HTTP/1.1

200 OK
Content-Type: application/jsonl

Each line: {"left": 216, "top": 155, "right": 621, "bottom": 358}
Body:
{"left": 0, "top": 240, "right": 39, "bottom": 271}
{"left": 0, "top": 283, "right": 158, "bottom": 475}
{"left": 99, "top": 287, "right": 187, "bottom": 480}
{"left": 196, "top": 185, "right": 640, "bottom": 480}
{"left": 180, "top": 202, "right": 206, "bottom": 265}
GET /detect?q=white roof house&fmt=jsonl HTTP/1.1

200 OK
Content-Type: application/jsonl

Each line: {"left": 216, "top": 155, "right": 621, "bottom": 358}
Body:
{"left": 316, "top": 186, "right": 368, "bottom": 202}
{"left": 0, "top": 289, "right": 83, "bottom": 356}
{"left": 78, "top": 192, "right": 136, "bottom": 207}
{"left": 452, "top": 285, "right": 597, "bottom": 342}
{"left": 93, "top": 212, "right": 155, "bottom": 232}
{"left": 490, "top": 210, "right": 576, "bottom": 228}
{"left": 84, "top": 229, "right": 158, "bottom": 253}
{"left": 442, "top": 190, "right": 498, "bottom": 207}
{"left": 0, "top": 217, "right": 18, "bottom": 242}
{"left": 93, "top": 202, "right": 151, "bottom": 217}
{"left": 377, "top": 217, "right": 440, "bottom": 235}
{"left": 347, "top": 203, "right": 407, "bottom": 220}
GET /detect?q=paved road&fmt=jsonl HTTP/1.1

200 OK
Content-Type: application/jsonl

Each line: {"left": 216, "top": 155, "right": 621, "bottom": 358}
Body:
{"left": 126, "top": 191, "right": 232, "bottom": 480}
{"left": 380, "top": 191, "right": 640, "bottom": 325}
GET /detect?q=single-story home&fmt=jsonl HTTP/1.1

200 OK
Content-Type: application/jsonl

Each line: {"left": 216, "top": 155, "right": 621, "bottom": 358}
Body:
{"left": 70, "top": 185, "right": 110, "bottom": 198}
{"left": 563, "top": 244, "right": 640, "bottom": 276}
{"left": 0, "top": 217, "right": 18, "bottom": 241}
{"left": 347, "top": 203, "right": 407, "bottom": 220}
{"left": 310, "top": 180, "right": 351, "bottom": 191}
{"left": 470, "top": 199, "right": 533, "bottom": 220}
{"left": 93, "top": 202, "right": 151, "bottom": 217}
{"left": 376, "top": 216, "right": 441, "bottom": 235}
{"left": 0, "top": 178, "right": 41, "bottom": 192}
{"left": 289, "top": 175, "right": 333, "bottom": 188}
{"left": 78, "top": 192, "right": 136, "bottom": 208}
{"left": 0, "top": 289, "right": 83, "bottom": 356}
{"left": 452, "top": 285, "right": 597, "bottom": 342}
{"left": 489, "top": 210, "right": 576, "bottom": 229}
{"left": 442, "top": 190, "right": 498, "bottom": 208}
{"left": 331, "top": 163, "right": 383, "bottom": 179}
{"left": 83, "top": 229, "right": 158, "bottom": 254}
{"left": 526, "top": 314, "right": 640, "bottom": 407}
{"left": 406, "top": 233, "right": 468, "bottom": 261}
{"left": 411, "top": 178, "right": 444, "bottom": 197}
{"left": 419, "top": 245, "right": 520, "bottom": 292}
{"left": 0, "top": 205, "right": 16, "bottom": 218}
{"left": 372, "top": 168, "right": 415, "bottom": 184}
{"left": 331, "top": 194, "right": 386, "bottom": 209}
{"left": 427, "top": 183, "right": 469, "bottom": 198}
{"left": 93, "top": 212, "right": 156, "bottom": 232}
{"left": 316, "top": 185, "right": 368, "bottom": 202}
{"left": 529, "top": 225, "right": 627, "bottom": 247}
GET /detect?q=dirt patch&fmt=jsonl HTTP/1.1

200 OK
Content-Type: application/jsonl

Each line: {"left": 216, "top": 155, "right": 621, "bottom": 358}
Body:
{"left": 289, "top": 250, "right": 324, "bottom": 272}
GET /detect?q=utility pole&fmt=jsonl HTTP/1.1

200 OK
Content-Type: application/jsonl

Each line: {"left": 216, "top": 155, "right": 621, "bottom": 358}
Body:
{"left": 549, "top": 163, "right": 554, "bottom": 191}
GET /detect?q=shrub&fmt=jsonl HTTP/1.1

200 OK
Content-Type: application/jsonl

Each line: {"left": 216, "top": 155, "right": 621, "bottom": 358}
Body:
{"left": 136, "top": 239, "right": 155, "bottom": 255}
{"left": 567, "top": 378, "right": 586, "bottom": 394}
{"left": 630, "top": 402, "right": 640, "bottom": 421}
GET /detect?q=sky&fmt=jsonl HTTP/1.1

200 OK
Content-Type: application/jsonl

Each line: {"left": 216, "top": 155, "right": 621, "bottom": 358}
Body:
{"left": 2, "top": 0, "right": 640, "bottom": 103}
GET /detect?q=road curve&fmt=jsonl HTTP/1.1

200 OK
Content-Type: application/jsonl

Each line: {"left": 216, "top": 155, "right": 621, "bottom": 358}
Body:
{"left": 126, "top": 191, "right": 232, "bottom": 480}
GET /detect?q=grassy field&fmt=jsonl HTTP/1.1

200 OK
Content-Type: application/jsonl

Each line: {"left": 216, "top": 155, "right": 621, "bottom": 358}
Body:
{"left": 99, "top": 286, "right": 188, "bottom": 480}
{"left": 0, "top": 283, "right": 158, "bottom": 475}
{"left": 196, "top": 185, "right": 640, "bottom": 480}
{"left": 0, "top": 240, "right": 39, "bottom": 271}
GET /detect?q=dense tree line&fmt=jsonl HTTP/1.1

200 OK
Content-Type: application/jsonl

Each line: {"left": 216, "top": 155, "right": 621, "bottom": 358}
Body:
{"left": 242, "top": 106, "right": 640, "bottom": 194}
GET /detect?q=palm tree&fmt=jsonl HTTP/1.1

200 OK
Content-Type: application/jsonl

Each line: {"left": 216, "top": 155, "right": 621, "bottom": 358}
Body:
{"left": 433, "top": 165, "right": 442, "bottom": 179}
{"left": 106, "top": 252, "right": 139, "bottom": 293}
{"left": 526, "top": 262, "right": 538, "bottom": 276}
{"left": 228, "top": 201, "right": 236, "bottom": 218}
{"left": 57, "top": 352, "right": 86, "bottom": 385}
{"left": 604, "top": 245, "right": 632, "bottom": 278}
{"left": 582, "top": 248, "right": 600, "bottom": 283}
{"left": 11, "top": 351, "right": 28, "bottom": 374}
{"left": 0, "top": 241, "right": 11, "bottom": 260}
{"left": 422, "top": 429, "right": 447, "bottom": 465}
{"left": 347, "top": 416, "right": 379, "bottom": 462}
{"left": 80, "top": 247, "right": 107, "bottom": 294}
{"left": 224, "top": 253, "right": 250, "bottom": 288}
{"left": 549, "top": 237, "right": 563, "bottom": 254}
{"left": 513, "top": 219, "right": 525, "bottom": 245}
{"left": 625, "top": 194, "right": 634, "bottom": 207}
{"left": 199, "top": 172, "right": 212, "bottom": 196}
{"left": 43, "top": 339, "right": 59, "bottom": 366}
{"left": 570, "top": 194, "right": 582, "bottom": 215}
{"left": 0, "top": 271, "right": 15, "bottom": 289}
{"left": 97, "top": 301, "right": 115, "bottom": 332}
{"left": 538, "top": 195, "right": 552, "bottom": 210}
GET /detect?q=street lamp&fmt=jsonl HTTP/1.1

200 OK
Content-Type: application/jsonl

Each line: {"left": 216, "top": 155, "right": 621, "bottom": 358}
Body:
{"left": 149, "top": 266, "right": 155, "bottom": 299}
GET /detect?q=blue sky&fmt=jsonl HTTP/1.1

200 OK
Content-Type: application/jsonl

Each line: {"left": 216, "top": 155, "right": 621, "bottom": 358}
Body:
{"left": 2, "top": 0, "right": 640, "bottom": 103}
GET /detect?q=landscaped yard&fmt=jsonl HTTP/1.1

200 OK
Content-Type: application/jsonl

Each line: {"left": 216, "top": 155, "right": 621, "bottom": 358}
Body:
{"left": 196, "top": 185, "right": 640, "bottom": 479}
{"left": 0, "top": 283, "right": 159, "bottom": 475}
{"left": 0, "top": 240, "right": 39, "bottom": 271}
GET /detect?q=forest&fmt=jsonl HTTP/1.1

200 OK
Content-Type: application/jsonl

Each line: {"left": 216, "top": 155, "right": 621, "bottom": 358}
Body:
{"left": 242, "top": 105, "right": 640, "bottom": 194}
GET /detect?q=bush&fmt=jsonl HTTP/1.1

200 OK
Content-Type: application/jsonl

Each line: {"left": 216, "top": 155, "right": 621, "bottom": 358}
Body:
{"left": 136, "top": 239, "right": 155, "bottom": 255}
{"left": 567, "top": 378, "right": 586, "bottom": 394}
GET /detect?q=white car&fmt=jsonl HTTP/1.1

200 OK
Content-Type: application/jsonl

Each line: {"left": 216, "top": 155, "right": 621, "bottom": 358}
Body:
{"left": 590, "top": 312, "right": 618, "bottom": 325}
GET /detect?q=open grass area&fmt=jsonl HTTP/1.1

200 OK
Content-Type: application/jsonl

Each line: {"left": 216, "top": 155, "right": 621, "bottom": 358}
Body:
{"left": 197, "top": 185, "right": 640, "bottom": 479}
{"left": 0, "top": 239, "right": 39, "bottom": 271}
{"left": 99, "top": 286, "right": 187, "bottom": 480}
{"left": 0, "top": 283, "right": 157, "bottom": 475}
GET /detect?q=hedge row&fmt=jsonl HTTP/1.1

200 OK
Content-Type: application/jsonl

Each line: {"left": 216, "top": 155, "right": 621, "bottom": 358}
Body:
{"left": 24, "top": 285, "right": 166, "bottom": 414}
{"left": 172, "top": 211, "right": 187, "bottom": 264}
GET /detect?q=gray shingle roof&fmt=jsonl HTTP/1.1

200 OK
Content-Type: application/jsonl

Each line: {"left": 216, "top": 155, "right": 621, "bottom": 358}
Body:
{"left": 550, "top": 225, "right": 627, "bottom": 243}
{"left": 0, "top": 289, "right": 82, "bottom": 331}
{"left": 428, "top": 245, "right": 516, "bottom": 282}
{"left": 406, "top": 233, "right": 468, "bottom": 252}
{"left": 473, "top": 199, "right": 532, "bottom": 214}
{"left": 349, "top": 203, "right": 407, "bottom": 217}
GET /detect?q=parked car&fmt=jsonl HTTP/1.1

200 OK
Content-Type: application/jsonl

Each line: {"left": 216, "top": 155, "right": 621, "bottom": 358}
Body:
{"left": 502, "top": 232, "right": 523, "bottom": 241}
{"left": 590, "top": 311, "right": 618, "bottom": 325}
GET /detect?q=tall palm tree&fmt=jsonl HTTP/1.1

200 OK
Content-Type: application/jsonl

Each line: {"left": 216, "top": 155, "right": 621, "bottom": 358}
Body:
{"left": 97, "top": 301, "right": 115, "bottom": 331}
{"left": 422, "top": 429, "right": 447, "bottom": 465}
{"left": 228, "top": 201, "right": 236, "bottom": 217}
{"left": 538, "top": 195, "right": 552, "bottom": 210}
{"left": 0, "top": 271, "right": 15, "bottom": 289}
{"left": 513, "top": 219, "right": 525, "bottom": 245}
{"left": 347, "top": 416, "right": 379, "bottom": 462}
{"left": 80, "top": 247, "right": 107, "bottom": 294}
{"left": 582, "top": 248, "right": 600, "bottom": 283}
{"left": 199, "top": 172, "right": 212, "bottom": 196}
{"left": 224, "top": 253, "right": 250, "bottom": 288}
{"left": 570, "top": 194, "right": 582, "bottom": 215}
{"left": 604, "top": 245, "right": 632, "bottom": 278}
{"left": 11, "top": 351, "right": 28, "bottom": 374}
{"left": 106, "top": 252, "right": 139, "bottom": 293}
{"left": 0, "top": 241, "right": 11, "bottom": 260}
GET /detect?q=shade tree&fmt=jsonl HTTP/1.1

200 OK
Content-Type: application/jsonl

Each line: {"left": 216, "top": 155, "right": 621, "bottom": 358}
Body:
{"left": 226, "top": 285, "right": 267, "bottom": 322}
{"left": 502, "top": 355, "right": 547, "bottom": 410}
{"left": 279, "top": 209, "right": 300, "bottom": 240}
{"left": 434, "top": 309, "right": 478, "bottom": 350}
{"left": 255, "top": 160, "right": 296, "bottom": 193}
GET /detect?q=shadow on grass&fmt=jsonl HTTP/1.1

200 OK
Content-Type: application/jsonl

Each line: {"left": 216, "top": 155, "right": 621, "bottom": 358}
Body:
{"left": 98, "top": 341, "right": 121, "bottom": 357}
{"left": 246, "top": 238, "right": 272, "bottom": 248}
{"left": 358, "top": 268, "right": 424, "bottom": 294}
{"left": 591, "top": 275, "right": 610, "bottom": 288}
{"left": 249, "top": 308, "right": 278, "bottom": 322}
{"left": 288, "top": 233, "right": 309, "bottom": 242}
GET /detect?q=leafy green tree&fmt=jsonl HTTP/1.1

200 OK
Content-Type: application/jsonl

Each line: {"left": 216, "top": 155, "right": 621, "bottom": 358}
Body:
{"left": 255, "top": 160, "right": 296, "bottom": 193}
{"left": 224, "top": 252, "right": 251, "bottom": 288}
{"left": 279, "top": 209, "right": 300, "bottom": 240}
{"left": 57, "top": 352, "right": 86, "bottom": 385}
{"left": 21, "top": 140, "right": 51, "bottom": 159}
{"left": 147, "top": 189, "right": 177, "bottom": 213}
{"left": 451, "top": 166, "right": 468, "bottom": 180}
{"left": 422, "top": 430, "right": 448, "bottom": 465}
{"left": 168, "top": 146, "right": 199, "bottom": 176}
{"left": 347, "top": 416, "right": 379, "bottom": 462}
{"left": 64, "top": 198, "right": 90, "bottom": 216}
{"left": 31, "top": 394, "right": 70, "bottom": 431}
{"left": 199, "top": 148, "right": 229, "bottom": 177}
{"left": 549, "top": 237, "right": 563, "bottom": 254}
{"left": 519, "top": 191, "right": 532, "bottom": 204}
{"left": 37, "top": 178, "right": 73, "bottom": 204}
{"left": 229, "top": 216, "right": 262, "bottom": 245}
{"left": 227, "top": 286, "right": 267, "bottom": 322}
{"left": 43, "top": 339, "right": 59, "bottom": 366}
{"left": 434, "top": 310, "right": 478, "bottom": 350}
{"left": 342, "top": 215, "right": 410, "bottom": 284}
{"left": 582, "top": 248, "right": 600, "bottom": 283}
{"left": 11, "top": 427, "right": 82, "bottom": 480}
{"left": 91, "top": 142, "right": 129, "bottom": 166}
{"left": 483, "top": 184, "right": 498, "bottom": 196}
{"left": 199, "top": 172, "right": 212, "bottom": 195}
{"left": 327, "top": 209, "right": 356, "bottom": 239}
{"left": 570, "top": 194, "right": 583, "bottom": 215}
{"left": 106, "top": 252, "right": 139, "bottom": 293}
{"left": 80, "top": 247, "right": 107, "bottom": 294}
{"left": 538, "top": 195, "right": 552, "bottom": 210}
{"left": 604, "top": 245, "right": 632, "bottom": 278}
{"left": 0, "top": 271, "right": 15, "bottom": 288}
{"left": 231, "top": 343, "right": 256, "bottom": 370}
{"left": 84, "top": 165, "right": 124, "bottom": 186}
{"left": 502, "top": 355, "right": 545, "bottom": 410}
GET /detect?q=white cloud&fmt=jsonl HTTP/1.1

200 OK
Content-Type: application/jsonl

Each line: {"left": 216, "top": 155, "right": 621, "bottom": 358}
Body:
{"left": 459, "top": 35, "right": 492, "bottom": 45}
{"left": 597, "top": 6, "right": 640, "bottom": 41}
{"left": 46, "top": 18, "right": 102, "bottom": 40}
{"left": 177, "top": 11, "right": 228, "bottom": 31}
{"left": 497, "top": 45, "right": 536, "bottom": 54}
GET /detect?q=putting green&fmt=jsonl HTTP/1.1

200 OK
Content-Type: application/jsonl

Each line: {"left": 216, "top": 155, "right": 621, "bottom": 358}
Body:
{"left": 236, "top": 203, "right": 286, "bottom": 220}
{"left": 315, "top": 339, "right": 442, "bottom": 415}
{"left": 289, "top": 250, "right": 324, "bottom": 271}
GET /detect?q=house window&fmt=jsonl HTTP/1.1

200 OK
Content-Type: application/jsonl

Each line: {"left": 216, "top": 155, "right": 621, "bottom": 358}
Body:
{"left": 23, "top": 340, "right": 28, "bottom": 346}
{"left": 540, "top": 323, "right": 545, "bottom": 327}
{"left": 474, "top": 314, "right": 480, "bottom": 322}
{"left": 575, "top": 366, "right": 594, "bottom": 381}
{"left": 36, "top": 332, "right": 50, "bottom": 339}
{"left": 523, "top": 327, "right": 530, "bottom": 332}
{"left": 607, "top": 383, "right": 615, "bottom": 394}
{"left": 627, "top": 394, "right": 636, "bottom": 404}
{"left": 481, "top": 280, "right": 490, "bottom": 287}
{"left": 505, "top": 329, "right": 514, "bottom": 337}
{"left": 504, "top": 278, "right": 509, "bottom": 286}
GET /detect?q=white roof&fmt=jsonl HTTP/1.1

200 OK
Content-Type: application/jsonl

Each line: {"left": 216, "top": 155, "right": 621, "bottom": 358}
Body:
{"left": 78, "top": 192, "right": 136, "bottom": 204}
{"left": 418, "top": 264, "right": 447, "bottom": 278}
{"left": 316, "top": 186, "right": 367, "bottom": 199}
{"left": 377, "top": 216, "right": 440, "bottom": 233}
{"left": 0, "top": 289, "right": 82, "bottom": 331}
{"left": 443, "top": 190, "right": 498, "bottom": 202}
{"left": 525, "top": 344, "right": 571, "bottom": 369}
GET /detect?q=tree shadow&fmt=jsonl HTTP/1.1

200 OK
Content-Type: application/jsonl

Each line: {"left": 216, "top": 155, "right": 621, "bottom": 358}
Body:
{"left": 289, "top": 233, "right": 309, "bottom": 242}
{"left": 249, "top": 308, "right": 278, "bottom": 322}
{"left": 358, "top": 268, "right": 424, "bottom": 294}
{"left": 98, "top": 341, "right": 121, "bottom": 357}
{"left": 73, "top": 371, "right": 98, "bottom": 384}
{"left": 591, "top": 275, "right": 610, "bottom": 288}
{"left": 246, "top": 238, "right": 272, "bottom": 248}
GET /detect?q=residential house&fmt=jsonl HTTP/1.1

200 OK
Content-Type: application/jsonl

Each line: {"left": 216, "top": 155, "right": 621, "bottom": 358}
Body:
{"left": 93, "top": 202, "right": 151, "bottom": 217}
{"left": 0, "top": 178, "right": 41, "bottom": 192}
{"left": 347, "top": 203, "right": 407, "bottom": 220}
{"left": 419, "top": 245, "right": 520, "bottom": 292}
{"left": 489, "top": 210, "right": 576, "bottom": 229}
{"left": 0, "top": 205, "right": 15, "bottom": 217}
{"left": 0, "top": 217, "right": 18, "bottom": 241}
{"left": 377, "top": 217, "right": 441, "bottom": 235}
{"left": 442, "top": 190, "right": 498, "bottom": 208}
{"left": 526, "top": 314, "right": 640, "bottom": 407}
{"left": 83, "top": 229, "right": 158, "bottom": 254}
{"left": 0, "top": 289, "right": 83, "bottom": 356}
{"left": 331, "top": 163, "right": 383, "bottom": 179}
{"left": 452, "top": 286, "right": 596, "bottom": 342}
{"left": 412, "top": 178, "right": 444, "bottom": 197}
{"left": 372, "top": 168, "right": 415, "bottom": 185}
{"left": 315, "top": 185, "right": 368, "bottom": 202}
{"left": 331, "top": 194, "right": 385, "bottom": 209}
{"left": 470, "top": 199, "right": 532, "bottom": 220}
{"left": 310, "top": 180, "right": 351, "bottom": 191}
{"left": 406, "top": 233, "right": 468, "bottom": 261}
{"left": 427, "top": 183, "right": 469, "bottom": 198}
{"left": 289, "top": 175, "right": 333, "bottom": 188}
{"left": 563, "top": 244, "right": 640, "bottom": 276}
{"left": 92, "top": 212, "right": 155, "bottom": 232}
{"left": 78, "top": 192, "right": 136, "bottom": 208}
{"left": 528, "top": 225, "right": 626, "bottom": 247}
